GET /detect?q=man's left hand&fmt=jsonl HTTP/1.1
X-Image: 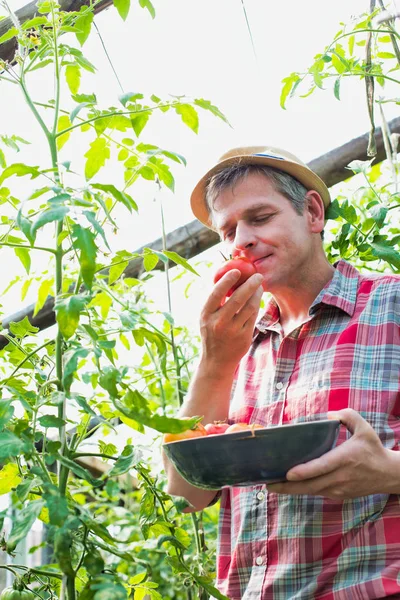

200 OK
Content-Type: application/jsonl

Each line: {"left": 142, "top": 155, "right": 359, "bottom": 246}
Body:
{"left": 267, "top": 409, "right": 400, "bottom": 499}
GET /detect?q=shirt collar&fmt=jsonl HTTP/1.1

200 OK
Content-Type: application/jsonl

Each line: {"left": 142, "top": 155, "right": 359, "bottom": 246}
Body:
{"left": 255, "top": 260, "right": 360, "bottom": 335}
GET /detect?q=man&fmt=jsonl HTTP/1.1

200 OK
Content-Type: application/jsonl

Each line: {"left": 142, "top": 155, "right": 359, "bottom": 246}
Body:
{"left": 163, "top": 146, "right": 400, "bottom": 599}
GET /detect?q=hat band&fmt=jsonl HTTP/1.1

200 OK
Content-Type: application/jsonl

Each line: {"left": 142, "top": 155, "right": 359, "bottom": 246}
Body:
{"left": 253, "top": 153, "right": 285, "bottom": 160}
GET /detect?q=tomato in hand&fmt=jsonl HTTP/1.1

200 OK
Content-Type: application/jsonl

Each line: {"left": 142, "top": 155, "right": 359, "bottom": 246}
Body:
{"left": 163, "top": 419, "right": 208, "bottom": 444}
{"left": 224, "top": 422, "right": 264, "bottom": 434}
{"left": 204, "top": 421, "right": 230, "bottom": 435}
{"left": 213, "top": 256, "right": 257, "bottom": 297}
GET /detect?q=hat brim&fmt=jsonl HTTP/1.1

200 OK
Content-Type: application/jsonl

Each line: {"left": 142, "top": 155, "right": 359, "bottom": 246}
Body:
{"left": 190, "top": 154, "right": 331, "bottom": 230}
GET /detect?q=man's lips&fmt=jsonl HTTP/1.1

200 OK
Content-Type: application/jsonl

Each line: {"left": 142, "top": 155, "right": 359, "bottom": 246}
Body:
{"left": 253, "top": 254, "right": 272, "bottom": 265}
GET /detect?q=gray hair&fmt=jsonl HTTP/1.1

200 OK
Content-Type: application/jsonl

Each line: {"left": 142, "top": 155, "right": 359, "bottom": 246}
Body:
{"left": 205, "top": 164, "right": 308, "bottom": 226}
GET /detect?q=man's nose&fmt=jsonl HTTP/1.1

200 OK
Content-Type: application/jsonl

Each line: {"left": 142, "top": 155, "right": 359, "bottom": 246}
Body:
{"left": 233, "top": 222, "right": 256, "bottom": 252}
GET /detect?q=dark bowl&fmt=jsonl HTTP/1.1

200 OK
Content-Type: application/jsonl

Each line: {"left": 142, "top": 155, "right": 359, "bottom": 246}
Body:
{"left": 163, "top": 419, "right": 340, "bottom": 489}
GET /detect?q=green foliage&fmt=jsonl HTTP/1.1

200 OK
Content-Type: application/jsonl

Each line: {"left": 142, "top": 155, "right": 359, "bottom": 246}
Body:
{"left": 281, "top": 4, "right": 400, "bottom": 273}
{"left": 0, "top": 1, "right": 228, "bottom": 599}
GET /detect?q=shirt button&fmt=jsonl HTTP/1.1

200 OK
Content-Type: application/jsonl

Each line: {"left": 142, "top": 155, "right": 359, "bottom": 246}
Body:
{"left": 276, "top": 382, "right": 284, "bottom": 390}
{"left": 256, "top": 556, "right": 264, "bottom": 566}
{"left": 256, "top": 491, "right": 265, "bottom": 501}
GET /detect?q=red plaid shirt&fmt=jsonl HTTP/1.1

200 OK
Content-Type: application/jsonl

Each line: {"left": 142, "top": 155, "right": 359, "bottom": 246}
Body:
{"left": 217, "top": 260, "right": 400, "bottom": 599}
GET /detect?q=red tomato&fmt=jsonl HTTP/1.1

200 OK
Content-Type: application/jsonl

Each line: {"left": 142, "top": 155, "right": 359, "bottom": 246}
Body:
{"left": 204, "top": 421, "right": 230, "bottom": 435}
{"left": 213, "top": 257, "right": 257, "bottom": 297}
{"left": 224, "top": 422, "right": 264, "bottom": 434}
{"left": 163, "top": 419, "right": 208, "bottom": 444}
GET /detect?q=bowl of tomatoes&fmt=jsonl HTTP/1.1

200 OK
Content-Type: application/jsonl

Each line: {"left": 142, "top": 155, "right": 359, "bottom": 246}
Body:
{"left": 163, "top": 419, "right": 340, "bottom": 490}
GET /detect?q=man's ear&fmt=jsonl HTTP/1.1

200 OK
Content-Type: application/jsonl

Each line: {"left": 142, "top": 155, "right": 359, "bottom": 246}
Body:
{"left": 305, "top": 190, "right": 325, "bottom": 234}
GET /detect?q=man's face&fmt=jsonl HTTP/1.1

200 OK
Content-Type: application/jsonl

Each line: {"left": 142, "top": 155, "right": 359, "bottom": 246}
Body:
{"left": 211, "top": 172, "right": 321, "bottom": 294}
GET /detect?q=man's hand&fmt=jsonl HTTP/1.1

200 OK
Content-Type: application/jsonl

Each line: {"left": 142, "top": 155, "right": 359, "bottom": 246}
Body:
{"left": 200, "top": 269, "right": 264, "bottom": 372}
{"left": 268, "top": 409, "right": 400, "bottom": 499}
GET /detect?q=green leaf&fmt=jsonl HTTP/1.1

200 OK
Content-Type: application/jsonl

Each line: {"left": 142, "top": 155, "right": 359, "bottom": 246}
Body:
{"left": 119, "top": 91, "right": 144, "bottom": 107}
{"left": 0, "top": 463, "right": 21, "bottom": 495}
{"left": 196, "top": 576, "right": 230, "bottom": 600}
{"left": 75, "top": 9, "right": 94, "bottom": 45}
{"left": 43, "top": 483, "right": 70, "bottom": 526}
{"left": 88, "top": 291, "right": 113, "bottom": 319}
{"left": 91, "top": 183, "right": 138, "bottom": 212}
{"left": 0, "top": 399, "right": 14, "bottom": 430}
{"left": 143, "top": 251, "right": 159, "bottom": 271}
{"left": 17, "top": 209, "right": 36, "bottom": 245}
{"left": 377, "top": 52, "right": 396, "bottom": 59}
{"left": 83, "top": 210, "right": 110, "bottom": 249}
{"left": 62, "top": 347, "right": 89, "bottom": 392}
{"left": 130, "top": 111, "right": 150, "bottom": 137}
{"left": 71, "top": 224, "right": 98, "bottom": 289}
{"left": 162, "top": 250, "right": 199, "bottom": 275}
{"left": 56, "top": 454, "right": 101, "bottom": 486}
{"left": 39, "top": 415, "right": 66, "bottom": 428}
{"left": 57, "top": 115, "right": 72, "bottom": 150}
{"left": 69, "top": 47, "right": 96, "bottom": 73}
{"left": 34, "top": 278, "right": 52, "bottom": 317}
{"left": 369, "top": 205, "right": 388, "bottom": 227}
{"left": 148, "top": 157, "right": 175, "bottom": 191}
{"left": 194, "top": 98, "right": 230, "bottom": 124}
{"left": 99, "top": 365, "right": 121, "bottom": 397}
{"left": 0, "top": 163, "right": 39, "bottom": 186}
{"left": 371, "top": 240, "right": 400, "bottom": 269}
{"left": 0, "top": 431, "right": 26, "bottom": 461}
{"left": 70, "top": 102, "right": 90, "bottom": 122}
{"left": 113, "top": 0, "right": 131, "bottom": 20}
{"left": 6, "top": 500, "right": 44, "bottom": 552}
{"left": 66, "top": 64, "right": 81, "bottom": 95}
{"left": 114, "top": 389, "right": 202, "bottom": 434}
{"left": 22, "top": 16, "right": 49, "bottom": 29}
{"left": 334, "top": 77, "right": 341, "bottom": 100}
{"left": 139, "top": 0, "right": 156, "bottom": 18}
{"left": 14, "top": 247, "right": 31, "bottom": 273}
{"left": 85, "top": 138, "right": 111, "bottom": 180}
{"left": 30, "top": 205, "right": 69, "bottom": 238}
{"left": 0, "top": 148, "right": 5, "bottom": 168}
{"left": 0, "top": 27, "right": 18, "bottom": 45}
{"left": 325, "top": 198, "right": 342, "bottom": 220}
{"left": 280, "top": 74, "right": 299, "bottom": 109}
{"left": 174, "top": 104, "right": 199, "bottom": 133}
{"left": 9, "top": 316, "right": 39, "bottom": 338}
{"left": 73, "top": 92, "right": 97, "bottom": 104}
{"left": 108, "top": 445, "right": 142, "bottom": 477}
{"left": 55, "top": 294, "right": 87, "bottom": 339}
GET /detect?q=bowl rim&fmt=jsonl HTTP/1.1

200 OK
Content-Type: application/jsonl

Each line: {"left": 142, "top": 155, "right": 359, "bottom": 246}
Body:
{"left": 162, "top": 418, "right": 341, "bottom": 446}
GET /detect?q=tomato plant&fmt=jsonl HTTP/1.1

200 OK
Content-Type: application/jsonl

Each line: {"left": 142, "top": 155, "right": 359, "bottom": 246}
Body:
{"left": 0, "top": 1, "right": 229, "bottom": 599}
{"left": 213, "top": 257, "right": 257, "bottom": 296}
{"left": 0, "top": 580, "right": 35, "bottom": 600}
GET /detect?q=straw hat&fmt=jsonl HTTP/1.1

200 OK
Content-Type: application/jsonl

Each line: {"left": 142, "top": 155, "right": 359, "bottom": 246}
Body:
{"left": 190, "top": 145, "right": 331, "bottom": 229}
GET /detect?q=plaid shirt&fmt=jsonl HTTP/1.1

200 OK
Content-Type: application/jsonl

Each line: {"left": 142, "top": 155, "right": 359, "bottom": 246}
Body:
{"left": 217, "top": 260, "right": 400, "bottom": 599}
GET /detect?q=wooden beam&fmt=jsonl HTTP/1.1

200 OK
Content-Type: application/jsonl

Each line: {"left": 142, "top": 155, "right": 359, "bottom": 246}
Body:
{"left": 0, "top": 0, "right": 113, "bottom": 64}
{"left": 1, "top": 118, "right": 399, "bottom": 348}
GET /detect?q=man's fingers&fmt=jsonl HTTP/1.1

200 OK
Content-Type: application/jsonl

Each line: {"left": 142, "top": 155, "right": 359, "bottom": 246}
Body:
{"left": 286, "top": 443, "right": 350, "bottom": 481}
{"left": 234, "top": 285, "right": 264, "bottom": 328}
{"left": 203, "top": 270, "right": 241, "bottom": 313}
{"left": 268, "top": 471, "right": 341, "bottom": 497}
{"left": 221, "top": 273, "right": 264, "bottom": 319}
{"left": 327, "top": 408, "right": 373, "bottom": 437}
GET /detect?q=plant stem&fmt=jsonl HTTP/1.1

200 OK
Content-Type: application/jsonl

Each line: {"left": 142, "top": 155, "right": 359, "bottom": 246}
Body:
{"left": 1, "top": 339, "right": 54, "bottom": 385}
{"left": 157, "top": 182, "right": 184, "bottom": 406}
{"left": 0, "top": 241, "right": 57, "bottom": 254}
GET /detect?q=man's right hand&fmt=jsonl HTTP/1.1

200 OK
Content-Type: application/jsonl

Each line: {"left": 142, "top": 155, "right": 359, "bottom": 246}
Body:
{"left": 199, "top": 269, "right": 264, "bottom": 372}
